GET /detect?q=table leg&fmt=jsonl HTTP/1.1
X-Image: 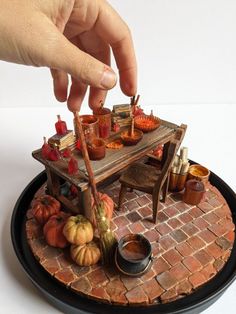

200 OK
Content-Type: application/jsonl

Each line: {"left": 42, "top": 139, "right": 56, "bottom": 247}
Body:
{"left": 45, "top": 166, "right": 60, "bottom": 197}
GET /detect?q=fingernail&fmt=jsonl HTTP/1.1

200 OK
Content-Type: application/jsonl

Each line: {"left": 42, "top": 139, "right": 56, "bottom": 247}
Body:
{"left": 100, "top": 68, "right": 117, "bottom": 89}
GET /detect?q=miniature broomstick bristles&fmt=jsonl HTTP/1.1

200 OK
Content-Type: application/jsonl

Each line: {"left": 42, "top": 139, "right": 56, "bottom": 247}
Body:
{"left": 73, "top": 112, "right": 117, "bottom": 264}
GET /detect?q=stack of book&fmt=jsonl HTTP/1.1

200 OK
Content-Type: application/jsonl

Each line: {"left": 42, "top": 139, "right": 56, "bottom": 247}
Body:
{"left": 48, "top": 130, "right": 75, "bottom": 150}
{"left": 112, "top": 104, "right": 132, "bottom": 127}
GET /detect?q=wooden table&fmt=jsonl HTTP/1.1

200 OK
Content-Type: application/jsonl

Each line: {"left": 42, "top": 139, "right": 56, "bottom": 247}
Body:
{"left": 32, "top": 119, "right": 186, "bottom": 215}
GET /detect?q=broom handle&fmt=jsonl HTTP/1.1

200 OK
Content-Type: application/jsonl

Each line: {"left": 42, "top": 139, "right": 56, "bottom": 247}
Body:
{"left": 74, "top": 112, "right": 100, "bottom": 208}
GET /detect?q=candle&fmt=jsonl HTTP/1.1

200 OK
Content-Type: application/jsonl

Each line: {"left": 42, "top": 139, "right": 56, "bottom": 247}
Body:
{"left": 180, "top": 147, "right": 188, "bottom": 163}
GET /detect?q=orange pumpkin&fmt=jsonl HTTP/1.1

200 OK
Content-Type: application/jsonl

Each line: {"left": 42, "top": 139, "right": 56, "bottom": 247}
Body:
{"left": 43, "top": 212, "right": 70, "bottom": 248}
{"left": 63, "top": 215, "right": 94, "bottom": 245}
{"left": 70, "top": 241, "right": 101, "bottom": 266}
{"left": 90, "top": 192, "right": 114, "bottom": 226}
{"left": 32, "top": 195, "right": 61, "bottom": 225}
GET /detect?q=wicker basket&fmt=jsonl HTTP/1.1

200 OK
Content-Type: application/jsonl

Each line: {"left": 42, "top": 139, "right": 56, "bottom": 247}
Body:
{"left": 134, "top": 115, "right": 160, "bottom": 133}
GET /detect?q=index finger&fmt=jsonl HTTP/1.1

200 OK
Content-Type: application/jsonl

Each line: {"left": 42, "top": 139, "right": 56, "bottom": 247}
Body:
{"left": 95, "top": 0, "right": 137, "bottom": 96}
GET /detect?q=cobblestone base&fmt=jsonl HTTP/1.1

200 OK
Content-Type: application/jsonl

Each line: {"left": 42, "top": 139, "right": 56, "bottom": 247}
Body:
{"left": 26, "top": 181, "right": 235, "bottom": 305}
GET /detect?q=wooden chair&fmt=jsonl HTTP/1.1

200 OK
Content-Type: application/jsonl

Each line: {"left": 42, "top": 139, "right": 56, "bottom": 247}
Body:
{"left": 117, "top": 139, "right": 178, "bottom": 223}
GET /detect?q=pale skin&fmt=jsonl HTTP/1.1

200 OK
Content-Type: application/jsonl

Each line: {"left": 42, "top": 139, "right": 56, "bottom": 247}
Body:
{"left": 0, "top": 0, "right": 137, "bottom": 111}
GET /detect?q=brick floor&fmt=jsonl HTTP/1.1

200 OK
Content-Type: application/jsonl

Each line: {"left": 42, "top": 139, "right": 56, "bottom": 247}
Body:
{"left": 26, "top": 181, "right": 235, "bottom": 306}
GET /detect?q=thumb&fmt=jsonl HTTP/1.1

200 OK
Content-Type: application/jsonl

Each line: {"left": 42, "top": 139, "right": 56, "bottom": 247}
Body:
{"left": 47, "top": 33, "right": 117, "bottom": 90}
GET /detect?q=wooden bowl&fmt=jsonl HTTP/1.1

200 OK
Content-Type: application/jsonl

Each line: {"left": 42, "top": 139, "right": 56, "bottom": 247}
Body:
{"left": 87, "top": 138, "right": 106, "bottom": 160}
{"left": 134, "top": 114, "right": 160, "bottom": 133}
{"left": 188, "top": 164, "right": 210, "bottom": 183}
{"left": 120, "top": 129, "right": 143, "bottom": 146}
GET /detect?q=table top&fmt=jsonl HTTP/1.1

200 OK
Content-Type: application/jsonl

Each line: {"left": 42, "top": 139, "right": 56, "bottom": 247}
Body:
{"left": 32, "top": 119, "right": 180, "bottom": 191}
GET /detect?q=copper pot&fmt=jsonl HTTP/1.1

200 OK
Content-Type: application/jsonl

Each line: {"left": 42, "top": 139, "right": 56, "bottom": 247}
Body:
{"left": 93, "top": 107, "right": 111, "bottom": 139}
{"left": 79, "top": 115, "right": 99, "bottom": 143}
{"left": 87, "top": 138, "right": 106, "bottom": 161}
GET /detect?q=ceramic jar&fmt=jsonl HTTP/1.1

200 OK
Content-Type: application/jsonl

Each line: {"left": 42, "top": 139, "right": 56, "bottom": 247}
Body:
{"left": 183, "top": 179, "right": 205, "bottom": 205}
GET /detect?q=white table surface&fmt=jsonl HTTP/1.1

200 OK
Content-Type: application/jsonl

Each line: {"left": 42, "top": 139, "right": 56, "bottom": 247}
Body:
{"left": 0, "top": 104, "right": 236, "bottom": 314}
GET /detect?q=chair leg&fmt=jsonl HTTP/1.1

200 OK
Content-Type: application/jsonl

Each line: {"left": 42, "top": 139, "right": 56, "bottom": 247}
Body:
{"left": 152, "top": 190, "right": 161, "bottom": 224}
{"left": 117, "top": 184, "right": 127, "bottom": 210}
{"left": 162, "top": 175, "right": 170, "bottom": 203}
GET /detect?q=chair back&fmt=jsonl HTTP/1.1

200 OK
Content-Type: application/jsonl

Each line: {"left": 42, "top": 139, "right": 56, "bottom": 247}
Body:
{"left": 153, "top": 139, "right": 178, "bottom": 194}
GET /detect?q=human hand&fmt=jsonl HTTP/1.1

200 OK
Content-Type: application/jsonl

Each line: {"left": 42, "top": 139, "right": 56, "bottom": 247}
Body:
{"left": 0, "top": 0, "right": 137, "bottom": 111}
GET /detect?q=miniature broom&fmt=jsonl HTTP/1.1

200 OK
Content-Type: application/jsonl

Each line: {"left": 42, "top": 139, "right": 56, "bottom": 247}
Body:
{"left": 73, "top": 112, "right": 117, "bottom": 264}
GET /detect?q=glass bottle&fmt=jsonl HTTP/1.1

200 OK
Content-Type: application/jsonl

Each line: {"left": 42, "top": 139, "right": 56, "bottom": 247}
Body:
{"left": 55, "top": 115, "right": 68, "bottom": 135}
{"left": 41, "top": 137, "right": 51, "bottom": 159}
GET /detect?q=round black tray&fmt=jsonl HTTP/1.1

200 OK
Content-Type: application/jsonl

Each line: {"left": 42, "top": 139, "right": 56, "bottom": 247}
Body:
{"left": 11, "top": 169, "right": 236, "bottom": 314}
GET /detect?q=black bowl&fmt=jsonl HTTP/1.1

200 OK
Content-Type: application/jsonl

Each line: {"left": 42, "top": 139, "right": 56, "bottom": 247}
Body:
{"left": 116, "top": 233, "right": 152, "bottom": 275}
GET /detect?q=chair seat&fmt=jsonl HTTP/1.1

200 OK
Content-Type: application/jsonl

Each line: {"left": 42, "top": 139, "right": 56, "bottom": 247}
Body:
{"left": 119, "top": 162, "right": 161, "bottom": 193}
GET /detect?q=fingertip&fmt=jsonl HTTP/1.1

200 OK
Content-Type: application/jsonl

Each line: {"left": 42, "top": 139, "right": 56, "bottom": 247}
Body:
{"left": 51, "top": 70, "right": 68, "bottom": 102}
{"left": 88, "top": 88, "right": 107, "bottom": 111}
{"left": 67, "top": 79, "right": 87, "bottom": 113}
{"left": 67, "top": 93, "right": 83, "bottom": 113}
{"left": 54, "top": 85, "right": 68, "bottom": 102}
{"left": 67, "top": 102, "right": 81, "bottom": 113}
{"left": 119, "top": 67, "right": 137, "bottom": 97}
{"left": 122, "top": 79, "right": 137, "bottom": 96}
{"left": 120, "top": 79, "right": 137, "bottom": 97}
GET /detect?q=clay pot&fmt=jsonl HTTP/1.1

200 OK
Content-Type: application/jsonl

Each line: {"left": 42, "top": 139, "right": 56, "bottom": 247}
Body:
{"left": 87, "top": 138, "right": 106, "bottom": 160}
{"left": 183, "top": 179, "right": 205, "bottom": 205}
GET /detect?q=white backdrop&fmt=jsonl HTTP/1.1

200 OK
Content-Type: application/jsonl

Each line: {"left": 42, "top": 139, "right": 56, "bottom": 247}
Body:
{"left": 0, "top": 1, "right": 236, "bottom": 314}
{"left": 0, "top": 0, "right": 236, "bottom": 108}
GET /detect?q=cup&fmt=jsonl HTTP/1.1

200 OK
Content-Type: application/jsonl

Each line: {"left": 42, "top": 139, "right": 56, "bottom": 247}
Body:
{"left": 169, "top": 172, "right": 188, "bottom": 192}
{"left": 93, "top": 107, "right": 111, "bottom": 139}
{"left": 79, "top": 115, "right": 99, "bottom": 143}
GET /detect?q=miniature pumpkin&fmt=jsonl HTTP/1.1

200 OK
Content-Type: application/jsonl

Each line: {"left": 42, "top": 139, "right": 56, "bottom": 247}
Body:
{"left": 63, "top": 215, "right": 93, "bottom": 245}
{"left": 89, "top": 192, "right": 114, "bottom": 226}
{"left": 70, "top": 241, "right": 101, "bottom": 266}
{"left": 43, "top": 212, "right": 70, "bottom": 248}
{"left": 32, "top": 195, "right": 61, "bottom": 225}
